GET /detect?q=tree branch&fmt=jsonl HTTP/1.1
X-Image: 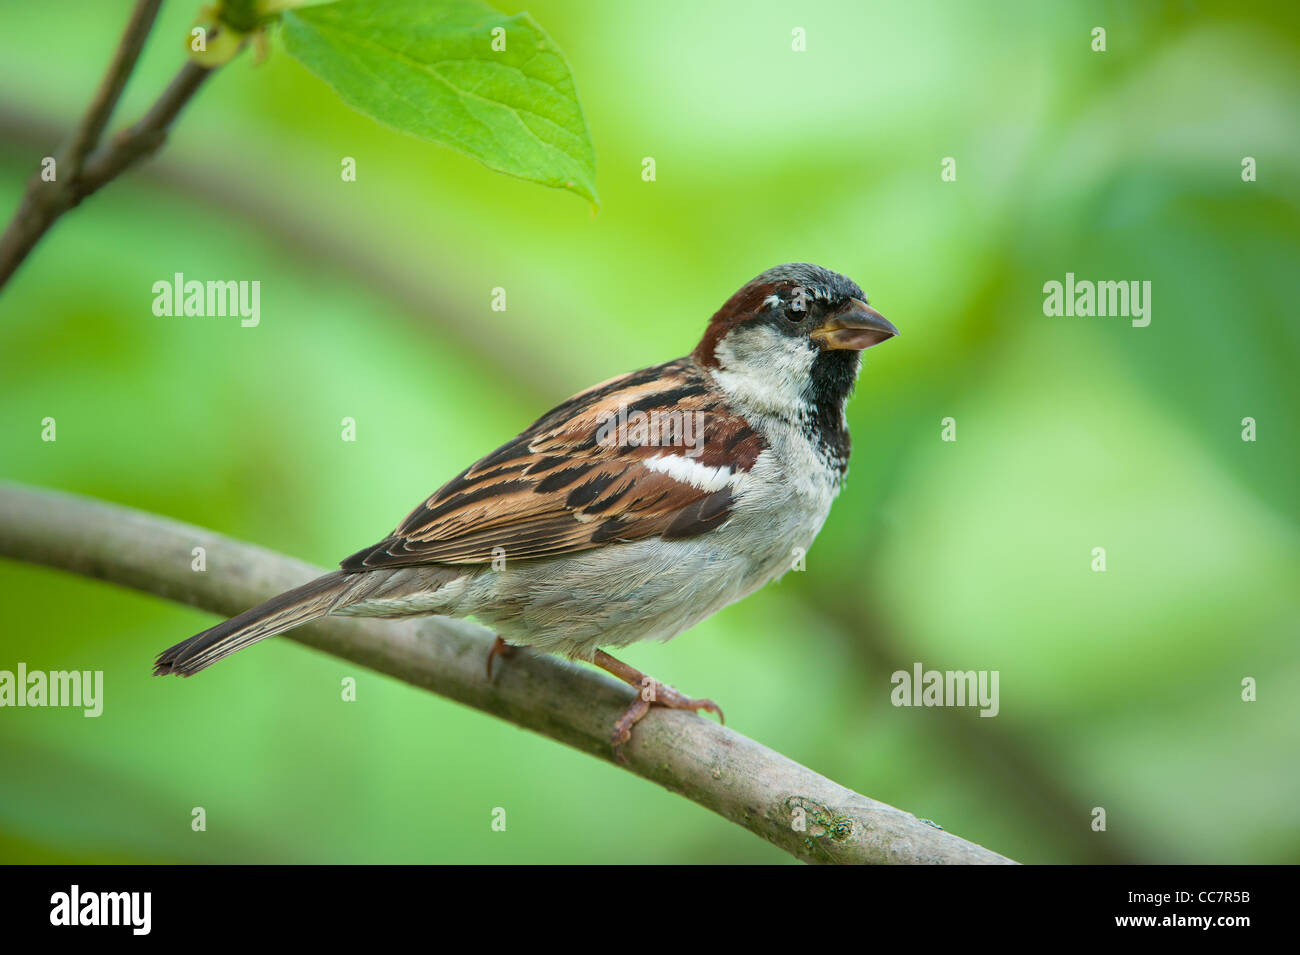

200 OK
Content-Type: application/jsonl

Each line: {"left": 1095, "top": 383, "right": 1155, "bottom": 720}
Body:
{"left": 0, "top": 2, "right": 223, "bottom": 293}
{"left": 0, "top": 482, "right": 1015, "bottom": 864}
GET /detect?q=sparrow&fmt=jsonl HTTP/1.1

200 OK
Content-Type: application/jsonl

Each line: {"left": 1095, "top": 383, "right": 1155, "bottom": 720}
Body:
{"left": 155, "top": 263, "right": 898, "bottom": 754}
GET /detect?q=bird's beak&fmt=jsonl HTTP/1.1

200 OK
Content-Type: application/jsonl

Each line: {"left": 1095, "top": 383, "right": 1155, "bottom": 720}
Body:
{"left": 811, "top": 299, "right": 899, "bottom": 351}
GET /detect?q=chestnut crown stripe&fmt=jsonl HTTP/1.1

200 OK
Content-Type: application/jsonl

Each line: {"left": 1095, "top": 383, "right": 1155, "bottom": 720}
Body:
{"left": 692, "top": 263, "right": 869, "bottom": 367}
{"left": 340, "top": 359, "right": 767, "bottom": 571}
{"left": 692, "top": 280, "right": 780, "bottom": 366}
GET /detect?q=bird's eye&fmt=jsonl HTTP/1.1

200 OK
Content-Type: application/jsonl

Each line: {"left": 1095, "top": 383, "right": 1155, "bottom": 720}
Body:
{"left": 784, "top": 286, "right": 810, "bottom": 323}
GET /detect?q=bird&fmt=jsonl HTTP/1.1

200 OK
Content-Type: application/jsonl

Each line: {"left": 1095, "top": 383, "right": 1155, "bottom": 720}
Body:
{"left": 154, "top": 262, "right": 898, "bottom": 755}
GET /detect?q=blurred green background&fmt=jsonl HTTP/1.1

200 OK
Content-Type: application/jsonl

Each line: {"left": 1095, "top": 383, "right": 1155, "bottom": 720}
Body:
{"left": 1, "top": 0, "right": 1298, "bottom": 864}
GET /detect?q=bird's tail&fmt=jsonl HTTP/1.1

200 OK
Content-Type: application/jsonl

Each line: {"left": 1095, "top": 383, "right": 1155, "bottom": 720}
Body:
{"left": 154, "top": 571, "right": 352, "bottom": 676}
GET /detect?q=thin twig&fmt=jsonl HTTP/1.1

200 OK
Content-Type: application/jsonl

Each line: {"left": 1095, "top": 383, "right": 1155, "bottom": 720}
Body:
{"left": 78, "top": 62, "right": 216, "bottom": 193}
{"left": 0, "top": 481, "right": 1016, "bottom": 865}
{"left": 63, "top": 0, "right": 166, "bottom": 176}
{"left": 0, "top": 8, "right": 224, "bottom": 292}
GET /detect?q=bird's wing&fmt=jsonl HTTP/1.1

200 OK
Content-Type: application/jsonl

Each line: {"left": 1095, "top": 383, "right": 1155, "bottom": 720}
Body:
{"left": 340, "top": 359, "right": 767, "bottom": 570}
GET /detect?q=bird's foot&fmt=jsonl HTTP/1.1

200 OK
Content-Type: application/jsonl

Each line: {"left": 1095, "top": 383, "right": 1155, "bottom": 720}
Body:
{"left": 593, "top": 650, "right": 724, "bottom": 762}
{"left": 485, "top": 635, "right": 517, "bottom": 680}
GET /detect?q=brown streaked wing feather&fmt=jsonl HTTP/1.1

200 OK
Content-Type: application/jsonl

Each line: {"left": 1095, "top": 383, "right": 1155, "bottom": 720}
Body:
{"left": 340, "top": 359, "right": 766, "bottom": 571}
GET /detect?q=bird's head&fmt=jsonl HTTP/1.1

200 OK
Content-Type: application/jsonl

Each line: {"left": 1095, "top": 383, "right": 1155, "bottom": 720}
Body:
{"left": 692, "top": 263, "right": 898, "bottom": 420}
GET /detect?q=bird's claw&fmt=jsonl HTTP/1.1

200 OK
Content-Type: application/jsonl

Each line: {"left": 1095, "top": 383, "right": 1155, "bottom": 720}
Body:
{"left": 484, "top": 635, "right": 516, "bottom": 680}
{"left": 608, "top": 680, "right": 724, "bottom": 762}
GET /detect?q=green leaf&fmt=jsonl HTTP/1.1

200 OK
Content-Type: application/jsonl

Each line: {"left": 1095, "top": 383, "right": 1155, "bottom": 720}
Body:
{"left": 281, "top": 0, "right": 597, "bottom": 204}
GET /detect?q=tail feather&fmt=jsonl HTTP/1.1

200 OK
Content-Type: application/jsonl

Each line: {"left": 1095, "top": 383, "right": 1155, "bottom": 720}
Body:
{"left": 154, "top": 571, "right": 351, "bottom": 676}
